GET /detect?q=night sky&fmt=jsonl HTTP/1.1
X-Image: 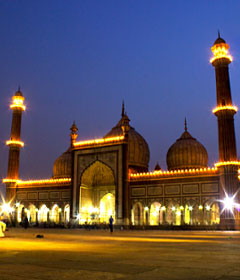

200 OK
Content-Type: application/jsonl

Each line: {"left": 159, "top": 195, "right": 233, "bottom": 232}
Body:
{"left": 1, "top": 1, "right": 240, "bottom": 194}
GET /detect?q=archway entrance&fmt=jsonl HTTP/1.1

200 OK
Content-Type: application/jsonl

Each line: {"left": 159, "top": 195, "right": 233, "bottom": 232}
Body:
{"left": 100, "top": 193, "right": 115, "bottom": 223}
{"left": 79, "top": 161, "right": 115, "bottom": 224}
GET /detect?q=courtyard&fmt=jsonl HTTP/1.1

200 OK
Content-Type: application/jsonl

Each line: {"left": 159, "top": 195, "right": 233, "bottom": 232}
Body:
{"left": 0, "top": 229, "right": 240, "bottom": 280}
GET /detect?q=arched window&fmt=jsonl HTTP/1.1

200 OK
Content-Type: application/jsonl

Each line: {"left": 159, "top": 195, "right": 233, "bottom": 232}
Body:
{"left": 150, "top": 202, "right": 161, "bottom": 225}
{"left": 64, "top": 204, "right": 70, "bottom": 223}
{"left": 210, "top": 202, "right": 220, "bottom": 224}
{"left": 29, "top": 204, "right": 37, "bottom": 223}
{"left": 100, "top": 193, "right": 115, "bottom": 223}
{"left": 51, "top": 204, "right": 60, "bottom": 223}
{"left": 38, "top": 205, "right": 49, "bottom": 223}
{"left": 132, "top": 202, "right": 143, "bottom": 226}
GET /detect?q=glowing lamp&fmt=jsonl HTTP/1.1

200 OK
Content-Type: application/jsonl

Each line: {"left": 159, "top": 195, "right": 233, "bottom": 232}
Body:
{"left": 1, "top": 202, "right": 14, "bottom": 214}
{"left": 171, "top": 206, "right": 176, "bottom": 211}
{"left": 144, "top": 206, "right": 149, "bottom": 211}
{"left": 88, "top": 206, "right": 94, "bottom": 214}
{"left": 161, "top": 206, "right": 166, "bottom": 211}
{"left": 189, "top": 206, "right": 193, "bottom": 211}
{"left": 199, "top": 205, "right": 203, "bottom": 210}
{"left": 16, "top": 202, "right": 20, "bottom": 208}
{"left": 176, "top": 211, "right": 181, "bottom": 216}
{"left": 10, "top": 95, "right": 26, "bottom": 111}
{"left": 210, "top": 42, "right": 232, "bottom": 64}
{"left": 223, "top": 196, "right": 234, "bottom": 211}
{"left": 206, "top": 205, "right": 211, "bottom": 211}
{"left": 215, "top": 161, "right": 240, "bottom": 168}
{"left": 180, "top": 206, "right": 184, "bottom": 211}
{"left": 152, "top": 212, "right": 157, "bottom": 217}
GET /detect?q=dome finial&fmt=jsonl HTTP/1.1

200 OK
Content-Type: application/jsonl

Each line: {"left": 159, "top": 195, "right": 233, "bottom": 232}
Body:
{"left": 122, "top": 100, "right": 125, "bottom": 117}
{"left": 184, "top": 117, "right": 187, "bottom": 132}
{"left": 70, "top": 121, "right": 78, "bottom": 147}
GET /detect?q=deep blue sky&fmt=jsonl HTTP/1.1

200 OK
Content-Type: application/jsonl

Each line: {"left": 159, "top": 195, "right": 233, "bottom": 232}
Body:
{"left": 1, "top": 1, "right": 240, "bottom": 193}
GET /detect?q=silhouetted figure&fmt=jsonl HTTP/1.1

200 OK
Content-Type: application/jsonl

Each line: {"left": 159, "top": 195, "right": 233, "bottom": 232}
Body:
{"left": 23, "top": 216, "right": 29, "bottom": 229}
{"left": 109, "top": 216, "right": 114, "bottom": 233}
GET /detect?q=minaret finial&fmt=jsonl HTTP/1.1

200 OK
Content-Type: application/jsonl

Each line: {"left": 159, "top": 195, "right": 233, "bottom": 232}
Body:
{"left": 184, "top": 117, "right": 187, "bottom": 131}
{"left": 218, "top": 30, "right": 220, "bottom": 38}
{"left": 122, "top": 100, "right": 125, "bottom": 117}
{"left": 18, "top": 85, "right": 21, "bottom": 92}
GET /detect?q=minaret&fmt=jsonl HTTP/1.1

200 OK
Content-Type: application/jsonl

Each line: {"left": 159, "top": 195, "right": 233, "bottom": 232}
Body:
{"left": 5, "top": 88, "right": 26, "bottom": 201}
{"left": 211, "top": 34, "right": 239, "bottom": 228}
{"left": 121, "top": 102, "right": 130, "bottom": 225}
{"left": 211, "top": 33, "right": 237, "bottom": 162}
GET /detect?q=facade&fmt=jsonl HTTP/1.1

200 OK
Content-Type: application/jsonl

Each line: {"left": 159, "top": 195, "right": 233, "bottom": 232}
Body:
{"left": 3, "top": 36, "right": 240, "bottom": 228}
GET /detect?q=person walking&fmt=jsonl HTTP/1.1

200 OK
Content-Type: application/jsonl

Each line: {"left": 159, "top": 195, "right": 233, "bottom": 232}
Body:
{"left": 0, "top": 219, "right": 6, "bottom": 238}
{"left": 109, "top": 215, "right": 114, "bottom": 233}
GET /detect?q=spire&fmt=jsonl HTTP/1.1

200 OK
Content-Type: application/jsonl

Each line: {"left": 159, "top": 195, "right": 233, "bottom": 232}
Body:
{"left": 184, "top": 117, "right": 187, "bottom": 132}
{"left": 121, "top": 100, "right": 125, "bottom": 117}
{"left": 70, "top": 121, "right": 78, "bottom": 134}
{"left": 154, "top": 162, "right": 161, "bottom": 171}
{"left": 70, "top": 121, "right": 78, "bottom": 147}
{"left": 218, "top": 30, "right": 220, "bottom": 38}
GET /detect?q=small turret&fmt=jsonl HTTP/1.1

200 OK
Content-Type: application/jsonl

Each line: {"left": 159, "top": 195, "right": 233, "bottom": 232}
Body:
{"left": 70, "top": 121, "right": 78, "bottom": 147}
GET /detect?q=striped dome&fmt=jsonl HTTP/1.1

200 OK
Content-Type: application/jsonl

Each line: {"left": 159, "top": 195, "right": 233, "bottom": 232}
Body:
{"left": 166, "top": 128, "right": 208, "bottom": 171}
{"left": 53, "top": 149, "right": 72, "bottom": 178}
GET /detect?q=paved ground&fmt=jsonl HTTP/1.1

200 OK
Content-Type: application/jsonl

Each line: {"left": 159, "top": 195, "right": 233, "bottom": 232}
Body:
{"left": 1, "top": 228, "right": 240, "bottom": 280}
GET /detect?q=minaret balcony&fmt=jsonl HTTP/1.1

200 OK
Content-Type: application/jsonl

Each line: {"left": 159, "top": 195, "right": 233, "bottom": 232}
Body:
{"left": 6, "top": 140, "right": 24, "bottom": 148}
{"left": 212, "top": 105, "right": 238, "bottom": 116}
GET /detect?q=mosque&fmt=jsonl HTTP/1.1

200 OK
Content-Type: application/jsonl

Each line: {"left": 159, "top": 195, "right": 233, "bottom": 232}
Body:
{"left": 3, "top": 35, "right": 240, "bottom": 228}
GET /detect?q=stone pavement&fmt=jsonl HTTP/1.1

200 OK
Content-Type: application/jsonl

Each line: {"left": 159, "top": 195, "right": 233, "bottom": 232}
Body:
{"left": 0, "top": 228, "right": 240, "bottom": 280}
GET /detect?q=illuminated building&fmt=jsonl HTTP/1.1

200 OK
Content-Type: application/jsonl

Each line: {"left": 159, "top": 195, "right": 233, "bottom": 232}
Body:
{"left": 3, "top": 35, "right": 240, "bottom": 228}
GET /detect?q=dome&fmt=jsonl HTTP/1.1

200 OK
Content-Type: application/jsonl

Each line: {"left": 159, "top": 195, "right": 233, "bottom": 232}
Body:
{"left": 214, "top": 37, "right": 225, "bottom": 45}
{"left": 166, "top": 122, "right": 208, "bottom": 170}
{"left": 15, "top": 87, "right": 23, "bottom": 97}
{"left": 213, "top": 32, "right": 226, "bottom": 45}
{"left": 53, "top": 149, "right": 72, "bottom": 178}
{"left": 105, "top": 105, "right": 150, "bottom": 172}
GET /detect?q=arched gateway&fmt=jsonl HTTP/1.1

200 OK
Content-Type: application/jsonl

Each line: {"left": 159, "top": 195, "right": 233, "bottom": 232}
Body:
{"left": 79, "top": 161, "right": 116, "bottom": 224}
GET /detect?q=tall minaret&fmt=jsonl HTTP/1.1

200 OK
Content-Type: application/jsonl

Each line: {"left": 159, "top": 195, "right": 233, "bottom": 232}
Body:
{"left": 211, "top": 33, "right": 237, "bottom": 162}
{"left": 5, "top": 88, "right": 26, "bottom": 201}
{"left": 211, "top": 34, "right": 239, "bottom": 228}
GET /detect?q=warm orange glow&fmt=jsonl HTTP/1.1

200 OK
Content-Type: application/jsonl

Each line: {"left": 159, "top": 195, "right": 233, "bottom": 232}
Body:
{"left": 130, "top": 167, "right": 218, "bottom": 179}
{"left": 6, "top": 140, "right": 24, "bottom": 147}
{"left": 210, "top": 43, "right": 232, "bottom": 63}
{"left": 212, "top": 105, "right": 238, "bottom": 114}
{"left": 74, "top": 136, "right": 124, "bottom": 147}
{"left": 2, "top": 179, "right": 19, "bottom": 184}
{"left": 215, "top": 161, "right": 240, "bottom": 167}
{"left": 10, "top": 96, "right": 26, "bottom": 111}
{"left": 3, "top": 178, "right": 71, "bottom": 185}
{"left": 18, "top": 178, "right": 71, "bottom": 185}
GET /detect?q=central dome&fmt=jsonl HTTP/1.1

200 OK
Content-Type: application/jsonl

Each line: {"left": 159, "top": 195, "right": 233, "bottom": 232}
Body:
{"left": 105, "top": 104, "right": 150, "bottom": 172}
{"left": 166, "top": 121, "right": 208, "bottom": 170}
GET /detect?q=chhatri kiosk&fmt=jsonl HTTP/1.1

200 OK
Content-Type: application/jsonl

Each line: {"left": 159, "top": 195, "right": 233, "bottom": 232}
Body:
{"left": 3, "top": 35, "right": 240, "bottom": 228}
